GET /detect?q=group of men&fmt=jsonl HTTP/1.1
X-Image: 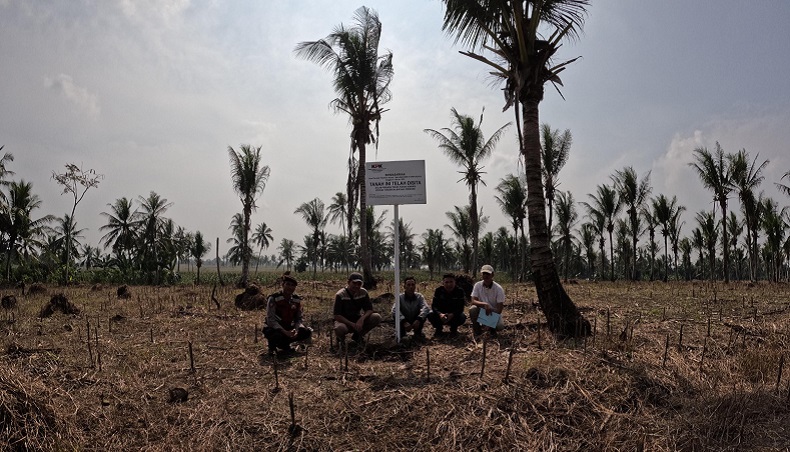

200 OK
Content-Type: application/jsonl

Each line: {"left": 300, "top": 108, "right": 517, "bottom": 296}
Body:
{"left": 262, "top": 265, "right": 505, "bottom": 356}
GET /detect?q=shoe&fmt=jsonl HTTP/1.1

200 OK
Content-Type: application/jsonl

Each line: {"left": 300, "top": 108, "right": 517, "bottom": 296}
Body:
{"left": 414, "top": 332, "right": 427, "bottom": 343}
{"left": 276, "top": 348, "right": 294, "bottom": 358}
{"left": 434, "top": 329, "right": 446, "bottom": 338}
{"left": 488, "top": 329, "right": 498, "bottom": 338}
{"left": 449, "top": 328, "right": 458, "bottom": 338}
{"left": 473, "top": 324, "right": 483, "bottom": 336}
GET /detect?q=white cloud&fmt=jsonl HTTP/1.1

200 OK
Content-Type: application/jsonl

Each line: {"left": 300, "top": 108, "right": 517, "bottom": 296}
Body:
{"left": 42, "top": 74, "right": 100, "bottom": 120}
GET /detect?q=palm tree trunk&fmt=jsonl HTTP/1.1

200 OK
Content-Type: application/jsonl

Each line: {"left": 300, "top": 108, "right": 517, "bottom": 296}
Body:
{"left": 357, "top": 139, "right": 374, "bottom": 289}
{"left": 720, "top": 201, "right": 730, "bottom": 283}
{"left": 608, "top": 228, "right": 615, "bottom": 282}
{"left": 521, "top": 96, "right": 588, "bottom": 337}
{"left": 470, "top": 184, "right": 479, "bottom": 277}
{"left": 663, "top": 235, "right": 669, "bottom": 282}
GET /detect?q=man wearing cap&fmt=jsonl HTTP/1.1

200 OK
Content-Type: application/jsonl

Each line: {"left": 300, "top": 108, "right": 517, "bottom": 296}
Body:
{"left": 333, "top": 272, "right": 382, "bottom": 344}
{"left": 263, "top": 273, "right": 312, "bottom": 356}
{"left": 469, "top": 265, "right": 505, "bottom": 336}
{"left": 427, "top": 273, "right": 468, "bottom": 337}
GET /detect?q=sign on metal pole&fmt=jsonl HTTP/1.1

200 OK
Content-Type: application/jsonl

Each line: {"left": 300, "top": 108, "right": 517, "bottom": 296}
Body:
{"left": 365, "top": 160, "right": 426, "bottom": 343}
{"left": 365, "top": 160, "right": 426, "bottom": 206}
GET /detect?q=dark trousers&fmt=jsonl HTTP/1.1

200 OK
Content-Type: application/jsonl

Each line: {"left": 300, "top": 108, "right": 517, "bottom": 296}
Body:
{"left": 427, "top": 311, "right": 466, "bottom": 332}
{"left": 263, "top": 326, "right": 312, "bottom": 351}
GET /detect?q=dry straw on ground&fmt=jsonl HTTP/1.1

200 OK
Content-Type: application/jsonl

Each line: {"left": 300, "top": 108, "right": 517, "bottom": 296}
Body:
{"left": 1, "top": 279, "right": 790, "bottom": 450}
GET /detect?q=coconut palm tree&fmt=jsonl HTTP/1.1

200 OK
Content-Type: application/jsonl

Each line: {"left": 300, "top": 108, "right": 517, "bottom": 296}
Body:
{"left": 99, "top": 197, "right": 139, "bottom": 260}
{"left": 690, "top": 143, "right": 734, "bottom": 282}
{"left": 425, "top": 108, "right": 510, "bottom": 277}
{"left": 494, "top": 173, "right": 528, "bottom": 279}
{"left": 667, "top": 209, "right": 684, "bottom": 281}
{"left": 730, "top": 149, "right": 768, "bottom": 281}
{"left": 583, "top": 184, "right": 621, "bottom": 281}
{"left": 651, "top": 194, "right": 684, "bottom": 282}
{"left": 420, "top": 228, "right": 450, "bottom": 279}
{"left": 52, "top": 214, "right": 85, "bottom": 273}
{"left": 277, "top": 238, "right": 296, "bottom": 272}
{"left": 295, "top": 197, "right": 328, "bottom": 278}
{"left": 578, "top": 222, "right": 597, "bottom": 278}
{"left": 191, "top": 231, "right": 210, "bottom": 284}
{"left": 695, "top": 210, "right": 719, "bottom": 281}
{"left": 553, "top": 190, "right": 577, "bottom": 282}
{"left": 252, "top": 222, "right": 273, "bottom": 275}
{"left": 440, "top": 0, "right": 590, "bottom": 335}
{"left": 327, "top": 192, "right": 348, "bottom": 239}
{"left": 4, "top": 181, "right": 54, "bottom": 280}
{"left": 295, "top": 6, "right": 394, "bottom": 288}
{"left": 227, "top": 144, "right": 270, "bottom": 288}
{"left": 135, "top": 191, "right": 173, "bottom": 284}
{"left": 541, "top": 124, "right": 572, "bottom": 238}
{"left": 613, "top": 167, "right": 651, "bottom": 280}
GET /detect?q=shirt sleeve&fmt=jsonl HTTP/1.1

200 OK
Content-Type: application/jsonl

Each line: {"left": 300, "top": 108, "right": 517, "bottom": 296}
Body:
{"left": 362, "top": 293, "right": 374, "bottom": 312}
{"left": 265, "top": 296, "right": 283, "bottom": 330}
{"left": 333, "top": 294, "right": 342, "bottom": 316}
{"left": 417, "top": 294, "right": 430, "bottom": 319}
{"left": 471, "top": 282, "right": 481, "bottom": 299}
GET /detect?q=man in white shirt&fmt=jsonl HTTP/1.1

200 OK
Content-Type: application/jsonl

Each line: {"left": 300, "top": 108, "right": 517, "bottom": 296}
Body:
{"left": 469, "top": 264, "right": 505, "bottom": 337}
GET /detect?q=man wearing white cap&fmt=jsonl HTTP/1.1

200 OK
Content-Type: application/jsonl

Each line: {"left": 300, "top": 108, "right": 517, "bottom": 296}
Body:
{"left": 469, "top": 264, "right": 505, "bottom": 336}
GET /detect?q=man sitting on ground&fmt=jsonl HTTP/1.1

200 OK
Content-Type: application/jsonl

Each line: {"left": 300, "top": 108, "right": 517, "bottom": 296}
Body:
{"left": 392, "top": 276, "right": 430, "bottom": 342}
{"left": 334, "top": 272, "right": 382, "bottom": 345}
{"left": 469, "top": 265, "right": 505, "bottom": 337}
{"left": 263, "top": 273, "right": 312, "bottom": 356}
{"left": 427, "top": 273, "right": 467, "bottom": 337}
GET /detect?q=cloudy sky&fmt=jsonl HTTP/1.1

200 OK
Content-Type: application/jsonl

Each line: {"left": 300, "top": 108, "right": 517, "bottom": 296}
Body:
{"left": 1, "top": 0, "right": 789, "bottom": 259}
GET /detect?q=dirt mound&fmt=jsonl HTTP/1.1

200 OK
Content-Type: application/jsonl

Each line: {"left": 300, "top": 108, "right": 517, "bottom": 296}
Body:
{"left": 39, "top": 294, "right": 80, "bottom": 318}
{"left": 0, "top": 370, "right": 62, "bottom": 451}
{"left": 234, "top": 284, "right": 267, "bottom": 310}
{"left": 90, "top": 284, "right": 103, "bottom": 292}
{"left": 1, "top": 295, "right": 16, "bottom": 310}
{"left": 117, "top": 285, "right": 131, "bottom": 299}
{"left": 27, "top": 283, "right": 46, "bottom": 295}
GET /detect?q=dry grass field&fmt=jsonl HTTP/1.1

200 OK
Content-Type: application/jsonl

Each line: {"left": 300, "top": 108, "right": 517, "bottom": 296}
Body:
{"left": 2, "top": 277, "right": 790, "bottom": 451}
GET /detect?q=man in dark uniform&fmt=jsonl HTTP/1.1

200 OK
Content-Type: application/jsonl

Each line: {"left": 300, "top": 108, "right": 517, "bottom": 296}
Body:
{"left": 427, "top": 273, "right": 467, "bottom": 337}
{"left": 333, "top": 272, "right": 382, "bottom": 344}
{"left": 263, "top": 273, "right": 312, "bottom": 356}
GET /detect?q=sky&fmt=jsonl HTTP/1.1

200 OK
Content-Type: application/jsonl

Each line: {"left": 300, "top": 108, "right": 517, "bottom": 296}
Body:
{"left": 1, "top": 0, "right": 789, "bottom": 260}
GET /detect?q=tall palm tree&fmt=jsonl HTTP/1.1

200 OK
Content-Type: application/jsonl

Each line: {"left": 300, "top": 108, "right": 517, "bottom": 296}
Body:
{"left": 99, "top": 197, "right": 139, "bottom": 260}
{"left": 425, "top": 107, "right": 510, "bottom": 277}
{"left": 4, "top": 181, "right": 53, "bottom": 280}
{"left": 494, "top": 173, "right": 527, "bottom": 280}
{"left": 667, "top": 209, "right": 684, "bottom": 281}
{"left": 445, "top": 205, "right": 473, "bottom": 272}
{"left": 136, "top": 191, "right": 173, "bottom": 284}
{"left": 295, "top": 197, "right": 328, "bottom": 278}
{"left": 613, "top": 166, "right": 651, "bottom": 280}
{"left": 695, "top": 210, "right": 719, "bottom": 281}
{"left": 327, "top": 192, "right": 349, "bottom": 239}
{"left": 52, "top": 214, "right": 85, "bottom": 272}
{"left": 420, "top": 228, "right": 449, "bottom": 279}
{"left": 540, "top": 123, "right": 572, "bottom": 238}
{"left": 652, "top": 194, "right": 684, "bottom": 282}
{"left": 295, "top": 6, "right": 394, "bottom": 288}
{"left": 191, "top": 231, "right": 210, "bottom": 284}
{"left": 227, "top": 144, "right": 270, "bottom": 288}
{"left": 252, "top": 222, "right": 273, "bottom": 275}
{"left": 730, "top": 149, "right": 768, "bottom": 281}
{"left": 578, "top": 222, "right": 597, "bottom": 278}
{"left": 277, "top": 238, "right": 296, "bottom": 271}
{"left": 440, "top": 0, "right": 590, "bottom": 336}
{"left": 553, "top": 190, "right": 577, "bottom": 281}
{"left": 690, "top": 143, "right": 734, "bottom": 282}
{"left": 583, "top": 184, "right": 621, "bottom": 281}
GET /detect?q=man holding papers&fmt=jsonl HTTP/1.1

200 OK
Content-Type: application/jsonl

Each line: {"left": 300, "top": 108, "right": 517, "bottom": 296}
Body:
{"left": 469, "top": 265, "right": 505, "bottom": 337}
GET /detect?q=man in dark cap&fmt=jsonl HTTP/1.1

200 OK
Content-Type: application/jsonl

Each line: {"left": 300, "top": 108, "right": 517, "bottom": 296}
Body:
{"left": 263, "top": 272, "right": 312, "bottom": 356}
{"left": 333, "top": 272, "right": 382, "bottom": 345}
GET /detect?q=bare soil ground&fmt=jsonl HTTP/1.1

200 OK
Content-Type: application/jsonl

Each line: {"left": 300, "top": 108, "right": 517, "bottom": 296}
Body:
{"left": 2, "top": 279, "right": 790, "bottom": 451}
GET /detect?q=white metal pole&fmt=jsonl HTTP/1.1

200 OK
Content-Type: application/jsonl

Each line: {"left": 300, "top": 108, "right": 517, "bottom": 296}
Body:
{"left": 393, "top": 204, "right": 401, "bottom": 343}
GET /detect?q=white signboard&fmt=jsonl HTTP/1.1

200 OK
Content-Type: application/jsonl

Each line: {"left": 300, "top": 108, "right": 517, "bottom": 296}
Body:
{"left": 365, "top": 160, "right": 427, "bottom": 206}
